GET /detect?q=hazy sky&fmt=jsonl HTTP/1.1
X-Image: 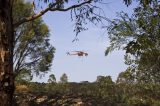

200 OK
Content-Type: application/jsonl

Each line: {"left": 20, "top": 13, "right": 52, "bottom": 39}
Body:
{"left": 33, "top": 0, "right": 137, "bottom": 82}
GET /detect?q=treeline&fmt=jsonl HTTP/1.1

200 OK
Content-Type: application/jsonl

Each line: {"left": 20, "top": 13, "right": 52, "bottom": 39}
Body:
{"left": 15, "top": 75, "right": 160, "bottom": 106}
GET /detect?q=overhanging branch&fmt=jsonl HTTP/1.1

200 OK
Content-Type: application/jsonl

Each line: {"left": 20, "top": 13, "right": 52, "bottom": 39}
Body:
{"left": 50, "top": 0, "right": 92, "bottom": 11}
{"left": 14, "top": 0, "right": 92, "bottom": 27}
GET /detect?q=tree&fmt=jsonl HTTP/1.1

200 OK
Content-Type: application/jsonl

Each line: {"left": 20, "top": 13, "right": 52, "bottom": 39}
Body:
{"left": 48, "top": 74, "right": 56, "bottom": 83}
{"left": 96, "top": 76, "right": 115, "bottom": 103}
{"left": 15, "top": 69, "right": 32, "bottom": 84}
{"left": 116, "top": 68, "right": 135, "bottom": 84}
{"left": 60, "top": 73, "right": 68, "bottom": 84}
{"left": 0, "top": 1, "right": 15, "bottom": 105}
{"left": 13, "top": 0, "right": 55, "bottom": 79}
{"left": 105, "top": 1, "right": 160, "bottom": 84}
{"left": 123, "top": 0, "right": 157, "bottom": 6}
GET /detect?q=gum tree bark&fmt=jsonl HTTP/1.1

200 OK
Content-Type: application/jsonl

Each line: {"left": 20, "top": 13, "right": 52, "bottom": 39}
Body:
{"left": 0, "top": 0, "right": 15, "bottom": 106}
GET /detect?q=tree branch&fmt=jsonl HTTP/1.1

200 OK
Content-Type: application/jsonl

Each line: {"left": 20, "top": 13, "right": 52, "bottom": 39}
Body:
{"left": 50, "top": 0, "right": 92, "bottom": 12}
{"left": 13, "top": 2, "right": 57, "bottom": 27}
{"left": 13, "top": 0, "right": 92, "bottom": 27}
{"left": 14, "top": 41, "right": 29, "bottom": 73}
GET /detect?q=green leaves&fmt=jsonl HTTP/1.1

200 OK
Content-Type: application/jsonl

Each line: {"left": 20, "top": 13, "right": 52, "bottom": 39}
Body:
{"left": 123, "top": 0, "right": 153, "bottom": 7}
{"left": 60, "top": 73, "right": 68, "bottom": 84}
{"left": 48, "top": 74, "right": 56, "bottom": 83}
{"left": 13, "top": 0, "right": 55, "bottom": 79}
{"left": 15, "top": 68, "right": 33, "bottom": 83}
{"left": 106, "top": 1, "right": 160, "bottom": 83}
{"left": 96, "top": 76, "right": 115, "bottom": 103}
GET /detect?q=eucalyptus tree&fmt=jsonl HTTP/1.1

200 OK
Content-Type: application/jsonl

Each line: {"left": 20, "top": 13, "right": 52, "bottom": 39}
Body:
{"left": 123, "top": 0, "right": 157, "bottom": 6}
{"left": 48, "top": 74, "right": 56, "bottom": 83}
{"left": 106, "top": 1, "right": 160, "bottom": 83}
{"left": 13, "top": 0, "right": 55, "bottom": 82}
{"left": 96, "top": 76, "right": 115, "bottom": 103}
{"left": 60, "top": 73, "right": 68, "bottom": 84}
{"left": 0, "top": 0, "right": 112, "bottom": 104}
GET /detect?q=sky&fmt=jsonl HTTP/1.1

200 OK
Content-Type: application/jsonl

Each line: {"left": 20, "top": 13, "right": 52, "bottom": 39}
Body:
{"left": 33, "top": 0, "right": 137, "bottom": 82}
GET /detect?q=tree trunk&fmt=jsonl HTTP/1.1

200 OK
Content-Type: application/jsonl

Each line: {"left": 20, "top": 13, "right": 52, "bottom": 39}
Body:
{"left": 0, "top": 0, "right": 15, "bottom": 106}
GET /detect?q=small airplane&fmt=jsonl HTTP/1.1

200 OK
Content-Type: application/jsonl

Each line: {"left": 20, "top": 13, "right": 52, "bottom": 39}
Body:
{"left": 66, "top": 51, "right": 88, "bottom": 57}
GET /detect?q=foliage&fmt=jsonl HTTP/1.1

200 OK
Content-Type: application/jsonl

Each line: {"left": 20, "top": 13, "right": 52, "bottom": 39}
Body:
{"left": 123, "top": 0, "right": 157, "bottom": 6}
{"left": 96, "top": 76, "right": 116, "bottom": 103}
{"left": 60, "top": 73, "right": 68, "bottom": 84}
{"left": 15, "top": 69, "right": 33, "bottom": 84}
{"left": 13, "top": 0, "right": 55, "bottom": 80}
{"left": 15, "top": 75, "right": 160, "bottom": 105}
{"left": 14, "top": 0, "right": 108, "bottom": 42}
{"left": 116, "top": 68, "right": 135, "bottom": 84}
{"left": 48, "top": 74, "right": 56, "bottom": 83}
{"left": 105, "top": 1, "right": 160, "bottom": 84}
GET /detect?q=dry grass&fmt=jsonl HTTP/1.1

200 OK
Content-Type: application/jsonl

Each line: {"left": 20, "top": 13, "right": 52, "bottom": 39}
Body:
{"left": 16, "top": 85, "right": 29, "bottom": 93}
